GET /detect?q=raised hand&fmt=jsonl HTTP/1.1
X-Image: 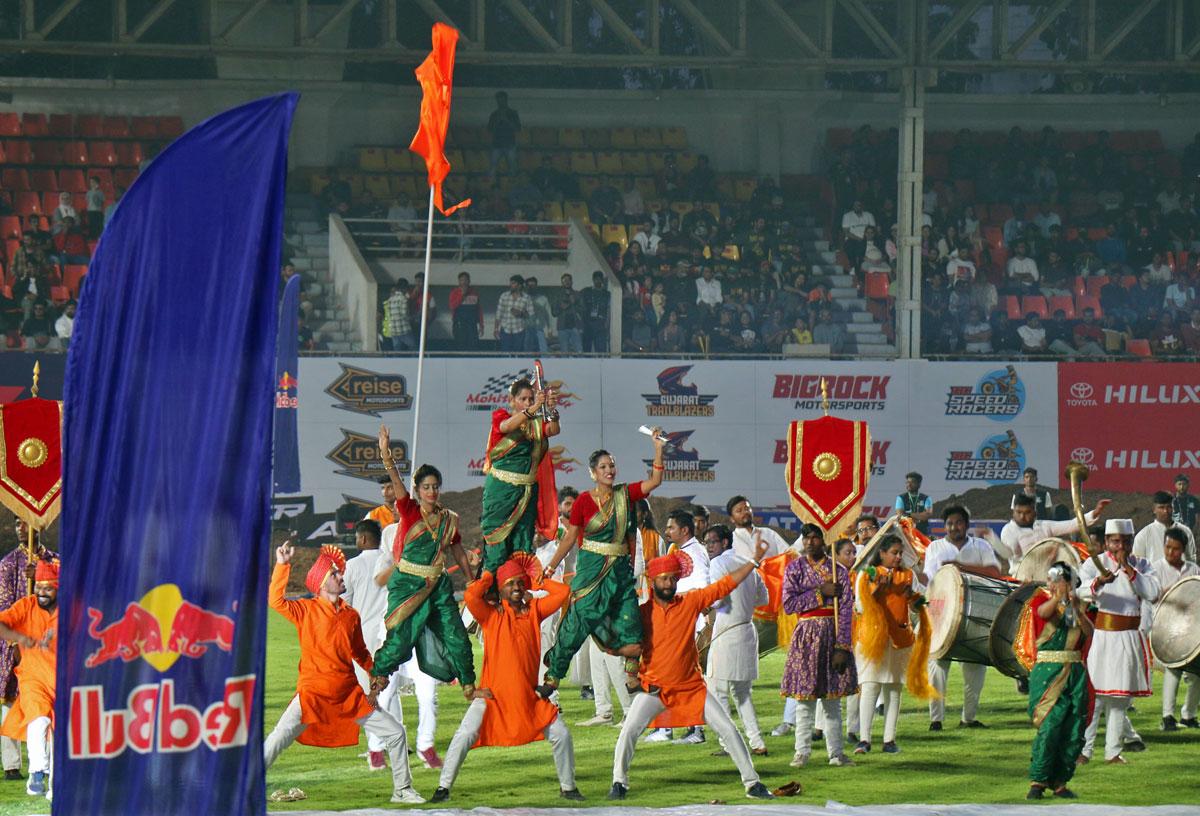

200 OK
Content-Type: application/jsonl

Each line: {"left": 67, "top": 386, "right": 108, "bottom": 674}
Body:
{"left": 378, "top": 425, "right": 392, "bottom": 460}
{"left": 276, "top": 541, "right": 294, "bottom": 565}
{"left": 753, "top": 532, "right": 769, "bottom": 564}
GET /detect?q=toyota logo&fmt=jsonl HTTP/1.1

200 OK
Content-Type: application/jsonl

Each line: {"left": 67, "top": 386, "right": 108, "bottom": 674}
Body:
{"left": 1070, "top": 382, "right": 1093, "bottom": 400}
{"left": 1070, "top": 447, "right": 1095, "bottom": 465}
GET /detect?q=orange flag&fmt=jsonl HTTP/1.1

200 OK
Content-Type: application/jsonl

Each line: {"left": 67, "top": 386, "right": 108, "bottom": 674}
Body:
{"left": 409, "top": 22, "right": 470, "bottom": 216}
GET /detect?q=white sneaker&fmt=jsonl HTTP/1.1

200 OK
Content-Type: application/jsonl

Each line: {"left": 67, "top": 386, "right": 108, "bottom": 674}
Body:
{"left": 391, "top": 787, "right": 426, "bottom": 804}
{"left": 577, "top": 713, "right": 613, "bottom": 727}
{"left": 829, "top": 754, "right": 856, "bottom": 767}
{"left": 676, "top": 727, "right": 705, "bottom": 745}
{"left": 643, "top": 728, "right": 671, "bottom": 743}
{"left": 771, "top": 722, "right": 794, "bottom": 737}
{"left": 789, "top": 752, "right": 809, "bottom": 768}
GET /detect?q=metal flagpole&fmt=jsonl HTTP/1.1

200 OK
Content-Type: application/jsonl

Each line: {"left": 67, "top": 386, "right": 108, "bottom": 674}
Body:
{"left": 408, "top": 185, "right": 436, "bottom": 479}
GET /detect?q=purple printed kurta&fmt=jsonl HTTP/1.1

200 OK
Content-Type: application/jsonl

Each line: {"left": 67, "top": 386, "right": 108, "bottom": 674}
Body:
{"left": 780, "top": 554, "right": 857, "bottom": 700}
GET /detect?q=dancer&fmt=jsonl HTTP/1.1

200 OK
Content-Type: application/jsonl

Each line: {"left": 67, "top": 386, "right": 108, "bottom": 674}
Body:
{"left": 0, "top": 559, "right": 57, "bottom": 799}
{"left": 854, "top": 535, "right": 936, "bottom": 755}
{"left": 781, "top": 524, "right": 857, "bottom": 768}
{"left": 371, "top": 426, "right": 477, "bottom": 696}
{"left": 480, "top": 377, "right": 560, "bottom": 573}
{"left": 1078, "top": 519, "right": 1159, "bottom": 764}
{"left": 264, "top": 542, "right": 423, "bottom": 804}
{"left": 609, "top": 545, "right": 774, "bottom": 801}
{"left": 1026, "top": 562, "right": 1092, "bottom": 800}
{"left": 432, "top": 555, "right": 580, "bottom": 802}
{"left": 539, "top": 433, "right": 666, "bottom": 698}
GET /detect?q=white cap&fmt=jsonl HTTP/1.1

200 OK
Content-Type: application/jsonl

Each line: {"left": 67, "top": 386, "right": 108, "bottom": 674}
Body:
{"left": 1105, "top": 518, "right": 1134, "bottom": 536}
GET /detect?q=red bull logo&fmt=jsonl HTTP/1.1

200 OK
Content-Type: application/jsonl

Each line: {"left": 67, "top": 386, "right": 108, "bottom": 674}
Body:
{"left": 85, "top": 584, "right": 235, "bottom": 672}
{"left": 276, "top": 371, "right": 299, "bottom": 408}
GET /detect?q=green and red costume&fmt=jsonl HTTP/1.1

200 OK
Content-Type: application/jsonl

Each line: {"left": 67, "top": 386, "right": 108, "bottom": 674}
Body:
{"left": 544, "top": 481, "right": 646, "bottom": 683}
{"left": 1027, "top": 588, "right": 1091, "bottom": 790}
{"left": 373, "top": 495, "right": 476, "bottom": 686}
{"left": 480, "top": 408, "right": 558, "bottom": 574}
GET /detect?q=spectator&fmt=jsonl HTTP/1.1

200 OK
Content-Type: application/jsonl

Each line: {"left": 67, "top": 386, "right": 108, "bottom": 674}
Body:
{"left": 494, "top": 274, "right": 532, "bottom": 352}
{"left": 54, "top": 300, "right": 76, "bottom": 346}
{"left": 621, "top": 177, "right": 645, "bottom": 223}
{"left": 1180, "top": 307, "right": 1200, "bottom": 353}
{"left": 1038, "top": 249, "right": 1072, "bottom": 298}
{"left": 1032, "top": 201, "right": 1060, "bottom": 237}
{"left": 686, "top": 154, "right": 717, "bottom": 200}
{"left": 487, "top": 91, "right": 521, "bottom": 178}
{"left": 85, "top": 177, "right": 105, "bottom": 238}
{"left": 654, "top": 310, "right": 683, "bottom": 352}
{"left": 840, "top": 200, "right": 875, "bottom": 271}
{"left": 408, "top": 272, "right": 435, "bottom": 333}
{"left": 812, "top": 308, "right": 846, "bottom": 354}
{"left": 12, "top": 262, "right": 49, "bottom": 321}
{"left": 946, "top": 246, "right": 976, "bottom": 282}
{"left": 991, "top": 311, "right": 1021, "bottom": 354}
{"left": 695, "top": 266, "right": 722, "bottom": 309}
{"left": 646, "top": 281, "right": 668, "bottom": 329}
{"left": 1157, "top": 180, "right": 1182, "bottom": 214}
{"left": 970, "top": 274, "right": 998, "bottom": 316}
{"left": 1094, "top": 225, "right": 1127, "bottom": 267}
{"left": 1072, "top": 307, "right": 1105, "bottom": 353}
{"left": 382, "top": 280, "right": 414, "bottom": 351}
{"left": 21, "top": 301, "right": 58, "bottom": 350}
{"left": 524, "top": 276, "right": 553, "bottom": 353}
{"left": 1129, "top": 270, "right": 1164, "bottom": 315}
{"left": 1031, "top": 159, "right": 1058, "bottom": 198}
{"left": 961, "top": 307, "right": 993, "bottom": 354}
{"left": 9, "top": 231, "right": 45, "bottom": 285}
{"left": 1164, "top": 271, "right": 1195, "bottom": 318}
{"left": 1101, "top": 314, "right": 1133, "bottom": 353}
{"left": 582, "top": 270, "right": 610, "bottom": 353}
{"left": 631, "top": 219, "right": 660, "bottom": 256}
{"left": 1017, "top": 312, "right": 1047, "bottom": 354}
{"left": 449, "top": 271, "right": 483, "bottom": 350}
{"left": 531, "top": 155, "right": 573, "bottom": 201}
{"left": 1045, "top": 309, "right": 1075, "bottom": 355}
{"left": 50, "top": 192, "right": 77, "bottom": 235}
{"left": 894, "top": 472, "right": 932, "bottom": 536}
{"left": 734, "top": 312, "right": 761, "bottom": 353}
{"left": 1144, "top": 251, "right": 1173, "bottom": 286}
{"left": 1150, "top": 313, "right": 1185, "bottom": 356}
{"left": 1004, "top": 241, "right": 1040, "bottom": 294}
{"left": 789, "top": 316, "right": 813, "bottom": 346}
{"left": 320, "top": 168, "right": 352, "bottom": 215}
{"left": 1002, "top": 205, "right": 1026, "bottom": 246}
{"left": 589, "top": 180, "right": 622, "bottom": 225}
{"left": 760, "top": 307, "right": 788, "bottom": 353}
{"left": 553, "top": 273, "right": 583, "bottom": 354}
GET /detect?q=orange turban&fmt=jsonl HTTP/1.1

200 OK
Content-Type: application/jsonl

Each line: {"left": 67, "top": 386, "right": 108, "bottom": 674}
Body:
{"left": 306, "top": 545, "right": 346, "bottom": 596}
{"left": 496, "top": 552, "right": 541, "bottom": 588}
{"left": 34, "top": 559, "right": 59, "bottom": 586}
{"left": 647, "top": 551, "right": 693, "bottom": 580}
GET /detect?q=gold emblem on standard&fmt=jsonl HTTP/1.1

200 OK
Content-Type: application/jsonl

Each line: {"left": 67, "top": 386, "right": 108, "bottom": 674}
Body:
{"left": 17, "top": 437, "right": 48, "bottom": 468}
{"left": 812, "top": 452, "right": 842, "bottom": 481}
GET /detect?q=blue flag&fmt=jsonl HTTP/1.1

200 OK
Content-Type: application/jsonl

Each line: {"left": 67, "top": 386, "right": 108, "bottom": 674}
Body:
{"left": 55, "top": 94, "right": 296, "bottom": 816}
{"left": 274, "top": 274, "right": 301, "bottom": 494}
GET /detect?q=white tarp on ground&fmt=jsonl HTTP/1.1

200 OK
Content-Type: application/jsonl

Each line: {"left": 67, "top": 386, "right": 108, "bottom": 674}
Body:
{"left": 283, "top": 804, "right": 1200, "bottom": 816}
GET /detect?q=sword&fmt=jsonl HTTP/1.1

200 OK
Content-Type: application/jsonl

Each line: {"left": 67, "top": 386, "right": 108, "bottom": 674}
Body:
{"left": 532, "top": 359, "right": 551, "bottom": 422}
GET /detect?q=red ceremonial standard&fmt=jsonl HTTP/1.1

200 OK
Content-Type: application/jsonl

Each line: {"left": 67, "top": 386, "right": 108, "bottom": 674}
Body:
{"left": 784, "top": 414, "right": 871, "bottom": 532}
{"left": 0, "top": 396, "right": 62, "bottom": 528}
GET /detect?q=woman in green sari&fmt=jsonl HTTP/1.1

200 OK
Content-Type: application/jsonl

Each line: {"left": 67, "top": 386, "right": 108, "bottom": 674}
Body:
{"left": 369, "top": 425, "right": 478, "bottom": 701}
{"left": 480, "top": 378, "right": 560, "bottom": 574}
{"left": 1026, "top": 561, "right": 1094, "bottom": 800}
{"left": 537, "top": 432, "right": 666, "bottom": 698}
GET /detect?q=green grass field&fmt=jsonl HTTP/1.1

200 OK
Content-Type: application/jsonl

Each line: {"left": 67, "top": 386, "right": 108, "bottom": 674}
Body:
{"left": 1, "top": 614, "right": 1195, "bottom": 813}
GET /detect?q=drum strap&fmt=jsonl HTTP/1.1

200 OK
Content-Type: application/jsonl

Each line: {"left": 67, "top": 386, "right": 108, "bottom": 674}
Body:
{"left": 1094, "top": 611, "right": 1140, "bottom": 632}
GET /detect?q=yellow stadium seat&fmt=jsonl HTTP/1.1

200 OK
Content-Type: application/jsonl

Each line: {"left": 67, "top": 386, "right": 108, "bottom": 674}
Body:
{"left": 584, "top": 128, "right": 611, "bottom": 149}
{"left": 611, "top": 127, "right": 636, "bottom": 149}
{"left": 384, "top": 148, "right": 411, "bottom": 172}
{"left": 662, "top": 127, "right": 688, "bottom": 150}
{"left": 704, "top": 202, "right": 721, "bottom": 219}
{"left": 558, "top": 127, "right": 585, "bottom": 148}
{"left": 621, "top": 152, "right": 649, "bottom": 174}
{"left": 675, "top": 151, "right": 698, "bottom": 173}
{"left": 596, "top": 151, "right": 623, "bottom": 174}
{"left": 587, "top": 222, "right": 600, "bottom": 240}
{"left": 365, "top": 174, "right": 391, "bottom": 198}
{"left": 530, "top": 127, "right": 557, "bottom": 147}
{"left": 734, "top": 177, "right": 757, "bottom": 202}
{"left": 564, "top": 200, "right": 590, "bottom": 221}
{"left": 516, "top": 128, "right": 531, "bottom": 146}
{"left": 577, "top": 176, "right": 601, "bottom": 198}
{"left": 358, "top": 147, "right": 386, "bottom": 172}
{"left": 570, "top": 152, "right": 598, "bottom": 174}
{"left": 518, "top": 151, "right": 541, "bottom": 173}
{"left": 670, "top": 201, "right": 694, "bottom": 216}
{"left": 602, "top": 224, "right": 628, "bottom": 251}
{"left": 550, "top": 152, "right": 571, "bottom": 173}
{"left": 544, "top": 201, "right": 564, "bottom": 221}
{"left": 348, "top": 173, "right": 365, "bottom": 197}
{"left": 635, "top": 128, "right": 663, "bottom": 148}
{"left": 635, "top": 177, "right": 657, "bottom": 199}
{"left": 465, "top": 149, "right": 489, "bottom": 173}
{"left": 646, "top": 199, "right": 666, "bottom": 213}
{"left": 646, "top": 152, "right": 667, "bottom": 172}
{"left": 309, "top": 172, "right": 330, "bottom": 196}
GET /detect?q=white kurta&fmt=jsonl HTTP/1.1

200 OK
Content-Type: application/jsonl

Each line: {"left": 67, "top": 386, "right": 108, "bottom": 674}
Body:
{"left": 674, "top": 537, "right": 711, "bottom": 594}
{"left": 706, "top": 550, "right": 767, "bottom": 682}
{"left": 1134, "top": 521, "right": 1197, "bottom": 564}
{"left": 922, "top": 536, "right": 1001, "bottom": 584}
{"left": 1079, "top": 552, "right": 1160, "bottom": 697}
{"left": 999, "top": 510, "right": 1099, "bottom": 569}
{"left": 342, "top": 548, "right": 389, "bottom": 652}
{"left": 731, "top": 526, "right": 789, "bottom": 563}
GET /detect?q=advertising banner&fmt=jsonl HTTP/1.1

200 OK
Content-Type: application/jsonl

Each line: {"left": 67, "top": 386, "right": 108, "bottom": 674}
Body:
{"left": 1058, "top": 362, "right": 1200, "bottom": 491}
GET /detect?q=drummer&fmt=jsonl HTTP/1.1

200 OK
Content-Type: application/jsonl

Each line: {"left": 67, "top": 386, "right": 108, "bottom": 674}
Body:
{"left": 924, "top": 504, "right": 1003, "bottom": 731}
{"left": 1151, "top": 529, "right": 1199, "bottom": 731}
{"left": 1001, "top": 495, "right": 1110, "bottom": 574}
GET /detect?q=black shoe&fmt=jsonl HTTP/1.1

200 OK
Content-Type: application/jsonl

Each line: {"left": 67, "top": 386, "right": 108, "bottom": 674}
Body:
{"left": 607, "top": 782, "right": 628, "bottom": 800}
{"left": 1026, "top": 786, "right": 1045, "bottom": 800}
{"left": 535, "top": 683, "right": 558, "bottom": 700}
{"left": 876, "top": 703, "right": 884, "bottom": 715}
{"left": 929, "top": 721, "right": 943, "bottom": 732}
{"left": 3, "top": 769, "right": 22, "bottom": 781}
{"left": 958, "top": 720, "right": 987, "bottom": 729}
{"left": 560, "top": 788, "right": 585, "bottom": 801}
{"left": 1123, "top": 738, "right": 1146, "bottom": 752}
{"left": 430, "top": 787, "right": 450, "bottom": 803}
{"left": 1016, "top": 677, "right": 1029, "bottom": 694}
{"left": 580, "top": 685, "right": 595, "bottom": 701}
{"left": 642, "top": 684, "right": 661, "bottom": 696}
{"left": 1053, "top": 787, "right": 1078, "bottom": 799}
{"left": 1181, "top": 717, "right": 1200, "bottom": 728}
{"left": 847, "top": 731, "right": 859, "bottom": 744}
{"left": 1162, "top": 715, "right": 1179, "bottom": 732}
{"left": 812, "top": 729, "right": 824, "bottom": 742}
{"left": 746, "top": 782, "right": 774, "bottom": 799}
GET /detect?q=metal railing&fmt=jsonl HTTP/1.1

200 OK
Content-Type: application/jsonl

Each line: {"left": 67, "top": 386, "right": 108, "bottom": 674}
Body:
{"left": 343, "top": 218, "right": 572, "bottom": 263}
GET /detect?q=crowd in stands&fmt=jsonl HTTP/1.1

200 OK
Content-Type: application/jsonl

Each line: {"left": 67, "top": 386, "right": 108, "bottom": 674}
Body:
{"left": 828, "top": 124, "right": 1200, "bottom": 358}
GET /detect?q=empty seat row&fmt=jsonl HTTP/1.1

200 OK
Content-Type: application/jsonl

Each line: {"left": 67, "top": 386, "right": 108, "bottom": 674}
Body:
{"left": 0, "top": 112, "right": 183, "bottom": 140}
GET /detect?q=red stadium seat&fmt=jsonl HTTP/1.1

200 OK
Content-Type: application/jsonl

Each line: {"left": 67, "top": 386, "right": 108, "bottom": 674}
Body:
{"left": 64, "top": 264, "right": 87, "bottom": 295}
{"left": 1127, "top": 338, "right": 1151, "bottom": 357}
{"left": 41, "top": 192, "right": 63, "bottom": 215}
{"left": 4, "top": 140, "right": 31, "bottom": 164}
{"left": 114, "top": 142, "right": 143, "bottom": 166}
{"left": 102, "top": 116, "right": 131, "bottom": 139}
{"left": 114, "top": 169, "right": 138, "bottom": 188}
{"left": 1020, "top": 295, "right": 1048, "bottom": 319}
{"left": 75, "top": 115, "right": 103, "bottom": 138}
{"left": 1072, "top": 276, "right": 1086, "bottom": 298}
{"left": 61, "top": 140, "right": 89, "bottom": 166}
{"left": 88, "top": 142, "right": 117, "bottom": 166}
{"left": 58, "top": 169, "right": 87, "bottom": 193}
{"left": 864, "top": 272, "right": 890, "bottom": 300}
{"left": 30, "top": 141, "right": 63, "bottom": 165}
{"left": 1085, "top": 275, "right": 1109, "bottom": 298}
{"left": 20, "top": 114, "right": 47, "bottom": 136}
{"left": 990, "top": 204, "right": 1013, "bottom": 222}
{"left": 49, "top": 286, "right": 68, "bottom": 305}
{"left": 0, "top": 216, "right": 21, "bottom": 240}
{"left": 1004, "top": 295, "right": 1022, "bottom": 320}
{"left": 2, "top": 169, "right": 29, "bottom": 191}
{"left": 4, "top": 240, "right": 18, "bottom": 263}
{"left": 130, "top": 117, "right": 158, "bottom": 139}
{"left": 1049, "top": 295, "right": 1075, "bottom": 319}
{"left": 157, "top": 116, "right": 185, "bottom": 137}
{"left": 29, "top": 170, "right": 56, "bottom": 191}
{"left": 1076, "top": 294, "right": 1102, "bottom": 318}
{"left": 47, "top": 114, "right": 73, "bottom": 137}
{"left": 0, "top": 113, "right": 19, "bottom": 137}
{"left": 14, "top": 192, "right": 41, "bottom": 216}
{"left": 983, "top": 226, "right": 1003, "bottom": 248}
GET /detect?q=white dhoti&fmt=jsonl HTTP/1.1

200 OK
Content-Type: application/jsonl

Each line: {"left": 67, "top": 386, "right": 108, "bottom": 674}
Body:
{"left": 1087, "top": 629, "right": 1152, "bottom": 697}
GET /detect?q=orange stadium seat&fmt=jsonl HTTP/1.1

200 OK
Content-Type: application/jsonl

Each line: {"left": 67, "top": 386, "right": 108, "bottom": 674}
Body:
{"left": 1127, "top": 338, "right": 1151, "bottom": 357}
{"left": 1076, "top": 294, "right": 1102, "bottom": 318}
{"left": 102, "top": 116, "right": 131, "bottom": 138}
{"left": 59, "top": 169, "right": 87, "bottom": 193}
{"left": 50, "top": 286, "right": 69, "bottom": 305}
{"left": 1020, "top": 295, "right": 1048, "bottom": 319}
{"left": 1049, "top": 295, "right": 1075, "bottom": 319}
{"left": 87, "top": 168, "right": 114, "bottom": 196}
{"left": 131, "top": 116, "right": 159, "bottom": 139}
{"left": 157, "top": 116, "right": 185, "bottom": 137}
{"left": 1120, "top": 274, "right": 1137, "bottom": 289}
{"left": 62, "top": 140, "right": 89, "bottom": 166}
{"left": 1085, "top": 275, "right": 1109, "bottom": 298}
{"left": 88, "top": 142, "right": 117, "bottom": 166}
{"left": 47, "top": 114, "right": 73, "bottom": 137}
{"left": 2, "top": 169, "right": 29, "bottom": 191}
{"left": 0, "top": 113, "right": 20, "bottom": 136}
{"left": 29, "top": 170, "right": 56, "bottom": 191}
{"left": 114, "top": 142, "right": 143, "bottom": 166}
{"left": 20, "top": 114, "right": 48, "bottom": 136}
{"left": 1004, "top": 295, "right": 1021, "bottom": 320}
{"left": 41, "top": 192, "right": 63, "bottom": 215}
{"left": 0, "top": 216, "right": 21, "bottom": 240}
{"left": 31, "top": 141, "right": 63, "bottom": 165}
{"left": 114, "top": 168, "right": 138, "bottom": 189}
{"left": 75, "top": 115, "right": 103, "bottom": 138}
{"left": 864, "top": 271, "right": 890, "bottom": 300}
{"left": 14, "top": 192, "right": 41, "bottom": 216}
{"left": 64, "top": 264, "right": 88, "bottom": 295}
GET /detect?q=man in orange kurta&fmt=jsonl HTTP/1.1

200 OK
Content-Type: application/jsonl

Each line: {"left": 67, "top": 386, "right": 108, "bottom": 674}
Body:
{"left": 610, "top": 546, "right": 775, "bottom": 801}
{"left": 264, "top": 542, "right": 424, "bottom": 805}
{"left": 431, "top": 555, "right": 581, "bottom": 803}
{"left": 0, "top": 558, "right": 58, "bottom": 799}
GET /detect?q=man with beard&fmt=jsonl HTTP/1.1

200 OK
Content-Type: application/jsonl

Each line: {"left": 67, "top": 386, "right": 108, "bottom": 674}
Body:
{"left": 1134, "top": 491, "right": 1196, "bottom": 563}
{"left": 1001, "top": 494, "right": 1109, "bottom": 573}
{"left": 609, "top": 541, "right": 773, "bottom": 801}
{"left": 727, "top": 495, "right": 790, "bottom": 563}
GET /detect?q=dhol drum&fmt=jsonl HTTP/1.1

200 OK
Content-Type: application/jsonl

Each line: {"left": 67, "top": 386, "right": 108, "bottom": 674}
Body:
{"left": 1150, "top": 576, "right": 1200, "bottom": 675}
{"left": 988, "top": 583, "right": 1044, "bottom": 679}
{"left": 1014, "top": 538, "right": 1082, "bottom": 584}
{"left": 927, "top": 564, "right": 1019, "bottom": 664}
